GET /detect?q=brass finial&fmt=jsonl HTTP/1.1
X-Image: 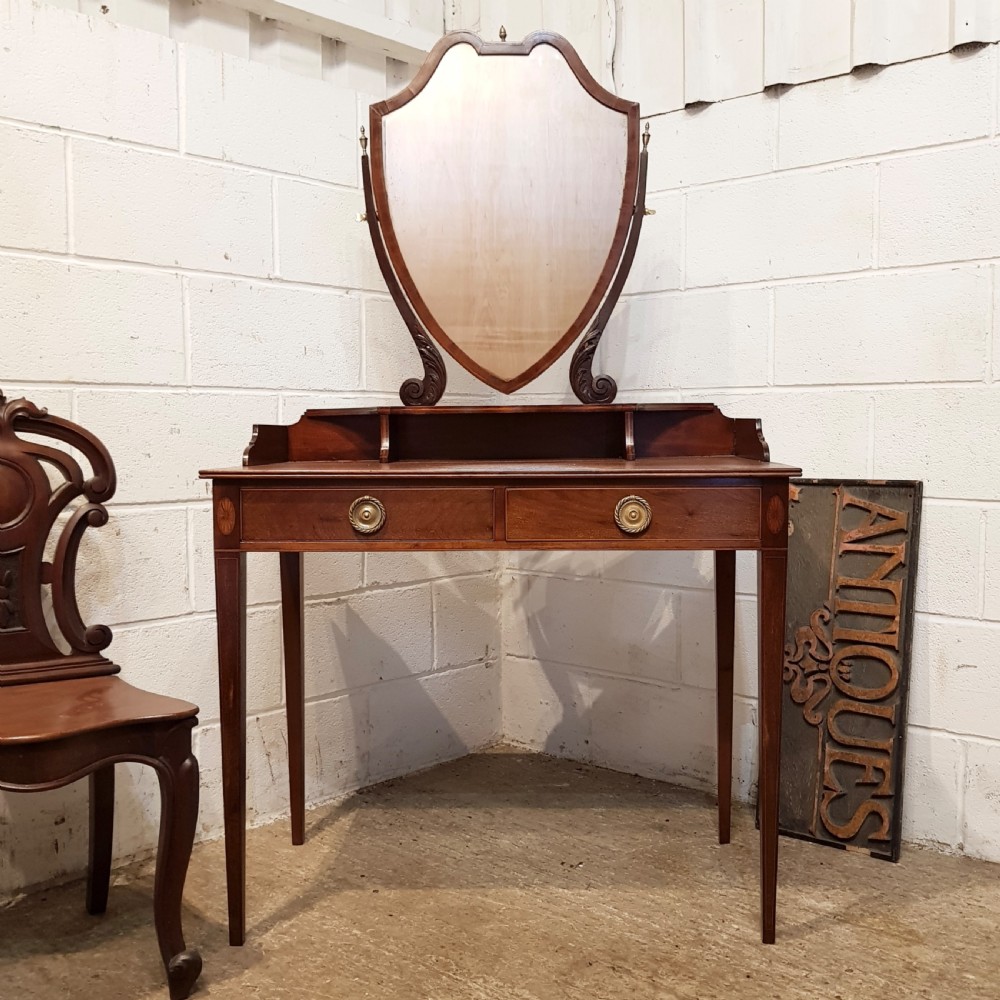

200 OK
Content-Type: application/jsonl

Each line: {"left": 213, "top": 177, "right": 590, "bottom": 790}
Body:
{"left": 499, "top": 24, "right": 507, "bottom": 41}
{"left": 642, "top": 121, "right": 650, "bottom": 150}
{"left": 359, "top": 125, "right": 368, "bottom": 154}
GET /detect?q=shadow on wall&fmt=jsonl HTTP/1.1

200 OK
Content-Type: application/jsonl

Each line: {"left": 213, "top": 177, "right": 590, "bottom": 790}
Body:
{"left": 194, "top": 580, "right": 500, "bottom": 840}
{"left": 504, "top": 553, "right": 728, "bottom": 788}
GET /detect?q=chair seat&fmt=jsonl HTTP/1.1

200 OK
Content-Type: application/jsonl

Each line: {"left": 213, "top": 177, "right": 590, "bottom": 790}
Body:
{"left": 0, "top": 676, "right": 198, "bottom": 745}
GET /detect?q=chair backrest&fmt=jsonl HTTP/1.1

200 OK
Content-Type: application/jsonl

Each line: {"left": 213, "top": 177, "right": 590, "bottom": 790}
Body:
{"left": 0, "top": 391, "right": 119, "bottom": 685}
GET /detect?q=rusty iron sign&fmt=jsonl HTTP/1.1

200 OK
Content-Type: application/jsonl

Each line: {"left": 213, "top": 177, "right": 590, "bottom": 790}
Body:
{"left": 778, "top": 480, "right": 922, "bottom": 861}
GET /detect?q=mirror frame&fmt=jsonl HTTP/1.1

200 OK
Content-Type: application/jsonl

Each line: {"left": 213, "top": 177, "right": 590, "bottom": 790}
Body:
{"left": 362, "top": 30, "right": 645, "bottom": 405}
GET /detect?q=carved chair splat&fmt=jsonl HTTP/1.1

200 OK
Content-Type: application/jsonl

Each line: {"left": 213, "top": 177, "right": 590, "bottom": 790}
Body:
{"left": 0, "top": 392, "right": 202, "bottom": 1000}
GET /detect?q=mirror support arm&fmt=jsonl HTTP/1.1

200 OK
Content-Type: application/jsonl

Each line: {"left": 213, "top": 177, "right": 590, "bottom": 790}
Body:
{"left": 569, "top": 133, "right": 650, "bottom": 405}
{"left": 361, "top": 151, "right": 447, "bottom": 406}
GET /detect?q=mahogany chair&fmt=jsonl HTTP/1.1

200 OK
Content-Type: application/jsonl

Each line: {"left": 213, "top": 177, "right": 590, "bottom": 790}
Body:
{"left": 0, "top": 392, "right": 202, "bottom": 1000}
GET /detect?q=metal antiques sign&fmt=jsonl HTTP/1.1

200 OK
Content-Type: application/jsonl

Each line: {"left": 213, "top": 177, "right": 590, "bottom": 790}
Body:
{"left": 778, "top": 480, "right": 922, "bottom": 861}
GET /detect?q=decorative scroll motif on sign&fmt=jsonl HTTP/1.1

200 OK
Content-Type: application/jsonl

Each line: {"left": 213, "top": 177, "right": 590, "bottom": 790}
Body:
{"left": 778, "top": 481, "right": 922, "bottom": 862}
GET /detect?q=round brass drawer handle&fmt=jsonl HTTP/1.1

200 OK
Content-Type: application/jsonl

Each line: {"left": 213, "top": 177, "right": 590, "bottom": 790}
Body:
{"left": 348, "top": 495, "right": 386, "bottom": 534}
{"left": 614, "top": 495, "right": 652, "bottom": 535}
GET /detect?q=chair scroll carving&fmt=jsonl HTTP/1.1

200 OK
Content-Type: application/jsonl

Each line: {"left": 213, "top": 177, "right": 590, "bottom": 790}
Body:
{"left": 0, "top": 390, "right": 118, "bottom": 685}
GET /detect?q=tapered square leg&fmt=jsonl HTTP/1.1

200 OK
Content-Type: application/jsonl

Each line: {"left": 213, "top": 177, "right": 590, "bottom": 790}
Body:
{"left": 758, "top": 548, "right": 788, "bottom": 944}
{"left": 86, "top": 765, "right": 115, "bottom": 915}
{"left": 280, "top": 551, "right": 305, "bottom": 846}
{"left": 215, "top": 549, "right": 247, "bottom": 946}
{"left": 715, "top": 550, "right": 736, "bottom": 846}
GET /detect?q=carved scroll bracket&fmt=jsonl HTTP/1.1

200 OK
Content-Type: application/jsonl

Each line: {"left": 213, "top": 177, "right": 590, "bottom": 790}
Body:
{"left": 570, "top": 122, "right": 651, "bottom": 404}
{"left": 360, "top": 132, "right": 446, "bottom": 406}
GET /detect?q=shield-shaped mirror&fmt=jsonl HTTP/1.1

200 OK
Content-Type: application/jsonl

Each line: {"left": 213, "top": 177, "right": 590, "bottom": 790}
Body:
{"left": 361, "top": 30, "right": 648, "bottom": 405}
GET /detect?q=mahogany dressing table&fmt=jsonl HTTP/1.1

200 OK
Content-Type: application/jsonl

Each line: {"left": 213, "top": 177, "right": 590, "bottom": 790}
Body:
{"left": 202, "top": 29, "right": 800, "bottom": 948}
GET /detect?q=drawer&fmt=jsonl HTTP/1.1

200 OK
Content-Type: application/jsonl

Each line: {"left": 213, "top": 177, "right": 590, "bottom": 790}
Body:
{"left": 506, "top": 487, "right": 761, "bottom": 543}
{"left": 242, "top": 488, "right": 494, "bottom": 542}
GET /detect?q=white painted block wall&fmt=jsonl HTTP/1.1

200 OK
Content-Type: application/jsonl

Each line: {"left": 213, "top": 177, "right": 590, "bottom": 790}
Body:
{"left": 503, "top": 38, "right": 1000, "bottom": 864}
{"left": 0, "top": 0, "right": 503, "bottom": 898}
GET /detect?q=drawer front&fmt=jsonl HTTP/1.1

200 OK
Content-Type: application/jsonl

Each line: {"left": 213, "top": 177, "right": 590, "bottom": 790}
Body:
{"left": 506, "top": 487, "right": 761, "bottom": 543}
{"left": 242, "top": 488, "right": 494, "bottom": 542}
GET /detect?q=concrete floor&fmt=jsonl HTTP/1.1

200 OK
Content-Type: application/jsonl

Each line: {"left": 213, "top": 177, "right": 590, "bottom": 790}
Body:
{"left": 3, "top": 746, "right": 1000, "bottom": 1000}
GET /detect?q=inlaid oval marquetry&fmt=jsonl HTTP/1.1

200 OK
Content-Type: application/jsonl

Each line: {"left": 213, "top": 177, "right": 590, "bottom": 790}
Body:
{"left": 0, "top": 460, "right": 33, "bottom": 527}
{"left": 766, "top": 494, "right": 785, "bottom": 535}
{"left": 216, "top": 498, "right": 237, "bottom": 536}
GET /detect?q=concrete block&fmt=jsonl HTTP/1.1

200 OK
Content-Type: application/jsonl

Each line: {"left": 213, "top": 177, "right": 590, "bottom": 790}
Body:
{"left": 901, "top": 728, "right": 963, "bottom": 850}
{"left": 688, "top": 165, "right": 874, "bottom": 286}
{"left": 188, "top": 278, "right": 361, "bottom": 390}
{"left": 0, "top": 783, "right": 89, "bottom": 895}
{"left": 694, "top": 389, "right": 873, "bottom": 478}
{"left": 79, "top": 0, "right": 170, "bottom": 35}
{"left": 0, "top": 126, "right": 66, "bottom": 253}
{"left": 684, "top": 0, "right": 765, "bottom": 104}
{"left": 76, "top": 506, "right": 190, "bottom": 625}
{"left": 614, "top": 0, "right": 684, "bottom": 112}
{"left": 540, "top": 0, "right": 603, "bottom": 81}
{"left": 678, "top": 590, "right": 757, "bottom": 697}
{"left": 588, "top": 676, "right": 716, "bottom": 791}
{"left": 1, "top": 258, "right": 183, "bottom": 385}
{"left": 648, "top": 92, "right": 776, "bottom": 193}
{"left": 73, "top": 141, "right": 272, "bottom": 276}
{"left": 0, "top": 388, "right": 72, "bottom": 419}
{"left": 111, "top": 606, "right": 283, "bottom": 722}
{"left": 774, "top": 268, "right": 991, "bottom": 385}
{"left": 274, "top": 178, "right": 382, "bottom": 289}
{"left": 501, "top": 657, "right": 595, "bottom": 759}
{"left": 503, "top": 551, "right": 607, "bottom": 577}
{"left": 185, "top": 46, "right": 356, "bottom": 185}
{"left": 622, "top": 192, "right": 684, "bottom": 295}
{"left": 606, "top": 287, "right": 770, "bottom": 390}
{"left": 909, "top": 616, "right": 1000, "bottom": 740}
{"left": 75, "top": 390, "right": 277, "bottom": 503}
{"left": 433, "top": 575, "right": 499, "bottom": 669}
{"left": 322, "top": 38, "right": 385, "bottom": 95}
{"left": 915, "top": 504, "right": 983, "bottom": 620}
{"left": 368, "top": 663, "right": 500, "bottom": 780}
{"left": 735, "top": 551, "right": 757, "bottom": 595}
{"left": 733, "top": 696, "right": 758, "bottom": 801}
{"left": 964, "top": 740, "right": 1000, "bottom": 861}
{"left": 305, "top": 553, "right": 366, "bottom": 599}
{"left": 0, "top": 1, "right": 177, "bottom": 148}
{"left": 953, "top": 0, "right": 1000, "bottom": 44}
{"left": 881, "top": 144, "right": 1000, "bottom": 267}
{"left": 852, "top": 0, "right": 951, "bottom": 67}
{"left": 168, "top": 0, "right": 249, "bottom": 59}
{"left": 195, "top": 691, "right": 369, "bottom": 833}
{"left": 600, "top": 550, "right": 714, "bottom": 590}
{"left": 985, "top": 510, "right": 1000, "bottom": 622}
{"left": 303, "top": 585, "right": 432, "bottom": 696}
{"left": 250, "top": 14, "right": 323, "bottom": 78}
{"left": 365, "top": 550, "right": 497, "bottom": 585}
{"left": 872, "top": 387, "right": 1000, "bottom": 501}
{"left": 764, "top": 0, "right": 851, "bottom": 86}
{"left": 504, "top": 574, "right": 682, "bottom": 684}
{"left": 780, "top": 48, "right": 992, "bottom": 169}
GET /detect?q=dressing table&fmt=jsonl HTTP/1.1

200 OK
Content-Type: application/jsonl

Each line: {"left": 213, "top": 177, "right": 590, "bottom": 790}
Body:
{"left": 203, "top": 29, "right": 799, "bottom": 949}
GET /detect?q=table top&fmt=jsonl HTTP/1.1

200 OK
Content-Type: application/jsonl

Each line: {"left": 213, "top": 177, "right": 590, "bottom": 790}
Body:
{"left": 201, "top": 455, "right": 801, "bottom": 481}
